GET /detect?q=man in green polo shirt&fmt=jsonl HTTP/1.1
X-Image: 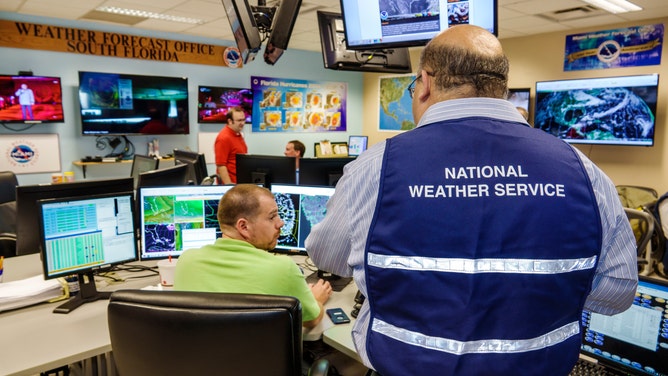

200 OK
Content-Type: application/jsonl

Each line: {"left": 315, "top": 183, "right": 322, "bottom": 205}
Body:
{"left": 174, "top": 184, "right": 332, "bottom": 327}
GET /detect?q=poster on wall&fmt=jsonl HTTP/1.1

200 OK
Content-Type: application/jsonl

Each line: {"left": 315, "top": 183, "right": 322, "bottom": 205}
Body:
{"left": 250, "top": 76, "right": 347, "bottom": 133}
{"left": 564, "top": 24, "right": 663, "bottom": 71}
{"left": 379, "top": 74, "right": 416, "bottom": 132}
{"left": 1, "top": 134, "right": 61, "bottom": 174}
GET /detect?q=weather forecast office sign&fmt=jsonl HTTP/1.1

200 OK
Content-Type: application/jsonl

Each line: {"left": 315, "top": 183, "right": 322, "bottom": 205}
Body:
{"left": 0, "top": 20, "right": 242, "bottom": 68}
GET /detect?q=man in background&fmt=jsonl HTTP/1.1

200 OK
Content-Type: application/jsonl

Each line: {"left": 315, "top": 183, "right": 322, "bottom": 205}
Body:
{"left": 306, "top": 25, "right": 637, "bottom": 375}
{"left": 214, "top": 106, "right": 248, "bottom": 184}
{"left": 174, "top": 184, "right": 332, "bottom": 328}
{"left": 15, "top": 83, "right": 34, "bottom": 120}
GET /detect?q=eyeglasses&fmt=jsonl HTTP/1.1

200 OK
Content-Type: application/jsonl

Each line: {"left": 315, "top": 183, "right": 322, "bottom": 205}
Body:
{"left": 407, "top": 71, "right": 434, "bottom": 98}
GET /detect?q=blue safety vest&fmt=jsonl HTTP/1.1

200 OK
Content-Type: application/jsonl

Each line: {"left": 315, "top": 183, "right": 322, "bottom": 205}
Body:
{"left": 364, "top": 117, "right": 602, "bottom": 375}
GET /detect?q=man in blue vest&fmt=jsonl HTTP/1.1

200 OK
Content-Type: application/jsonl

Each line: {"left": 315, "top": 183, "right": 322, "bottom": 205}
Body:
{"left": 305, "top": 25, "right": 637, "bottom": 375}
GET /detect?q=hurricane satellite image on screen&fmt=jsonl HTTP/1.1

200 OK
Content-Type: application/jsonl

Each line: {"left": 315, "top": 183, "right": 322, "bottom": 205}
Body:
{"left": 274, "top": 193, "right": 329, "bottom": 248}
{"left": 534, "top": 87, "right": 656, "bottom": 143}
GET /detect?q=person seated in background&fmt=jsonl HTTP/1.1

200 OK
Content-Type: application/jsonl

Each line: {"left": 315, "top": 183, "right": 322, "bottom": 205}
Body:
{"left": 284, "top": 139, "right": 306, "bottom": 169}
{"left": 174, "top": 184, "right": 332, "bottom": 328}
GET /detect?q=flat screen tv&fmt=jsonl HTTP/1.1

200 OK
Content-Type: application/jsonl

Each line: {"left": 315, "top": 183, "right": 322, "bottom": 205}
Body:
{"left": 15, "top": 177, "right": 135, "bottom": 257}
{"left": 263, "top": 0, "right": 301, "bottom": 65}
{"left": 222, "top": 0, "right": 262, "bottom": 64}
{"left": 138, "top": 185, "right": 235, "bottom": 260}
{"left": 340, "top": 0, "right": 498, "bottom": 50}
{"left": 317, "top": 11, "right": 411, "bottom": 73}
{"left": 236, "top": 154, "right": 297, "bottom": 188}
{"left": 270, "top": 184, "right": 335, "bottom": 255}
{"left": 0, "top": 74, "right": 64, "bottom": 123}
{"left": 198, "top": 86, "right": 253, "bottom": 123}
{"left": 534, "top": 74, "right": 659, "bottom": 146}
{"left": 78, "top": 71, "right": 189, "bottom": 135}
{"left": 37, "top": 191, "right": 138, "bottom": 313}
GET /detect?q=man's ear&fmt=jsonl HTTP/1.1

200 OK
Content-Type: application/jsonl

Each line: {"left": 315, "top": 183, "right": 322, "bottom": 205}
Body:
{"left": 418, "top": 70, "right": 431, "bottom": 102}
{"left": 236, "top": 218, "right": 251, "bottom": 238}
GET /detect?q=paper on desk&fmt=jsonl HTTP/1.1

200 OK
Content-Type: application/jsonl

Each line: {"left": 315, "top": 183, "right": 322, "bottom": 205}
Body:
{"left": 0, "top": 275, "right": 64, "bottom": 312}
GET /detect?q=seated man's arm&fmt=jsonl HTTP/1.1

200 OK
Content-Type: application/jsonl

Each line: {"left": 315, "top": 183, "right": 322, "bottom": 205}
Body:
{"left": 303, "top": 279, "right": 332, "bottom": 328}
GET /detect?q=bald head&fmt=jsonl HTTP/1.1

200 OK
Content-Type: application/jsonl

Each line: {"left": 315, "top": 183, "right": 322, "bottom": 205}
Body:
{"left": 430, "top": 25, "right": 504, "bottom": 57}
{"left": 418, "top": 24, "right": 509, "bottom": 99}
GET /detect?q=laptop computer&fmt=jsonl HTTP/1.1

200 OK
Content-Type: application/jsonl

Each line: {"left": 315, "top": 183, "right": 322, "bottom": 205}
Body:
{"left": 573, "top": 275, "right": 668, "bottom": 375}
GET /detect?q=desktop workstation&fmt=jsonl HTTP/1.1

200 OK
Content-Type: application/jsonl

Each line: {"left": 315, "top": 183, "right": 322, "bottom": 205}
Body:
{"left": 0, "top": 253, "right": 359, "bottom": 376}
{"left": 2, "top": 177, "right": 364, "bottom": 375}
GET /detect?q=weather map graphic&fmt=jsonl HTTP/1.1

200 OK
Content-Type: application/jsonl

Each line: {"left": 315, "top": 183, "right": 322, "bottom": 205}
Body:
{"left": 142, "top": 196, "right": 216, "bottom": 253}
{"left": 535, "top": 87, "right": 656, "bottom": 143}
{"left": 274, "top": 193, "right": 330, "bottom": 249}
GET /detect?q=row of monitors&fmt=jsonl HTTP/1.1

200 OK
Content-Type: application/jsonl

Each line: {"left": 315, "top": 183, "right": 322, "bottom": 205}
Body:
{"left": 135, "top": 151, "right": 356, "bottom": 189}
{"left": 37, "top": 185, "right": 668, "bottom": 376}
{"left": 26, "top": 180, "right": 334, "bottom": 313}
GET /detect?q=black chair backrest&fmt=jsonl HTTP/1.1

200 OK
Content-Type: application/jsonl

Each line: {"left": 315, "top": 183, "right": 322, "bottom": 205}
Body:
{"left": 0, "top": 171, "right": 18, "bottom": 204}
{"left": 108, "top": 290, "right": 303, "bottom": 376}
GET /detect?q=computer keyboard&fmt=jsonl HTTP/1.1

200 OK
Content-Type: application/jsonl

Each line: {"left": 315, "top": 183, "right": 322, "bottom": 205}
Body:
{"left": 569, "top": 358, "right": 613, "bottom": 376}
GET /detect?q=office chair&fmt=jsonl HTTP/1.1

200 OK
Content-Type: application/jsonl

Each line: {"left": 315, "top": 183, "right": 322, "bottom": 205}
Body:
{"left": 624, "top": 207, "right": 656, "bottom": 276}
{"left": 0, "top": 170, "right": 18, "bottom": 204}
{"left": 0, "top": 200, "right": 17, "bottom": 258}
{"left": 108, "top": 290, "right": 330, "bottom": 376}
{"left": 617, "top": 185, "right": 658, "bottom": 209}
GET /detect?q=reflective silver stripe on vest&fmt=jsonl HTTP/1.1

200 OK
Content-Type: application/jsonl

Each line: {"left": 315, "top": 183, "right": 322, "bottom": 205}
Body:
{"left": 367, "top": 253, "right": 597, "bottom": 274}
{"left": 372, "top": 319, "right": 580, "bottom": 355}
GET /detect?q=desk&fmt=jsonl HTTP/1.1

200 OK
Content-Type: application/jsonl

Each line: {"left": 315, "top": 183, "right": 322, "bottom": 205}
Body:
{"left": 0, "top": 254, "right": 362, "bottom": 375}
{"left": 0, "top": 254, "right": 159, "bottom": 376}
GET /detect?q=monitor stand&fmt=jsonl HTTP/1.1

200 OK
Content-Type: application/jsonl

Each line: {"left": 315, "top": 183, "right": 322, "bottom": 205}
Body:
{"left": 53, "top": 271, "right": 111, "bottom": 314}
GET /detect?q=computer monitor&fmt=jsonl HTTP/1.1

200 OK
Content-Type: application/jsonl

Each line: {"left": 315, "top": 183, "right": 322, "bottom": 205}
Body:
{"left": 130, "top": 154, "right": 159, "bottom": 188}
{"left": 236, "top": 154, "right": 297, "bottom": 188}
{"left": 37, "top": 191, "right": 138, "bottom": 314}
{"left": 138, "top": 185, "right": 235, "bottom": 260}
{"left": 173, "top": 149, "right": 209, "bottom": 185}
{"left": 579, "top": 276, "right": 668, "bottom": 375}
{"left": 15, "top": 177, "right": 135, "bottom": 256}
{"left": 298, "top": 157, "right": 355, "bottom": 187}
{"left": 270, "top": 184, "right": 335, "bottom": 255}
{"left": 347, "top": 135, "right": 368, "bottom": 157}
{"left": 136, "top": 164, "right": 190, "bottom": 188}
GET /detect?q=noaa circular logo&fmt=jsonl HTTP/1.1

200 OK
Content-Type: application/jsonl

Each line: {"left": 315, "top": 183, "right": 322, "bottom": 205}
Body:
{"left": 224, "top": 47, "right": 242, "bottom": 68}
{"left": 380, "top": 11, "right": 388, "bottom": 20}
{"left": 597, "top": 40, "right": 621, "bottom": 64}
{"left": 10, "top": 144, "right": 35, "bottom": 163}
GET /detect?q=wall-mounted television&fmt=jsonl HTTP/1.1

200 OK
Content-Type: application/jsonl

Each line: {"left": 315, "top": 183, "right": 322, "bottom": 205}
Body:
{"left": 263, "top": 0, "right": 302, "bottom": 65}
{"left": 198, "top": 86, "right": 252, "bottom": 123}
{"left": 0, "top": 74, "right": 64, "bottom": 123}
{"left": 340, "top": 0, "right": 498, "bottom": 50}
{"left": 222, "top": 0, "right": 262, "bottom": 64}
{"left": 317, "top": 11, "right": 411, "bottom": 74}
{"left": 534, "top": 74, "right": 659, "bottom": 146}
{"left": 78, "top": 71, "right": 189, "bottom": 136}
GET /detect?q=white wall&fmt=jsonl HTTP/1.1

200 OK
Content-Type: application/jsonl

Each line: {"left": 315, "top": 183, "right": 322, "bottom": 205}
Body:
{"left": 0, "top": 12, "right": 363, "bottom": 185}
